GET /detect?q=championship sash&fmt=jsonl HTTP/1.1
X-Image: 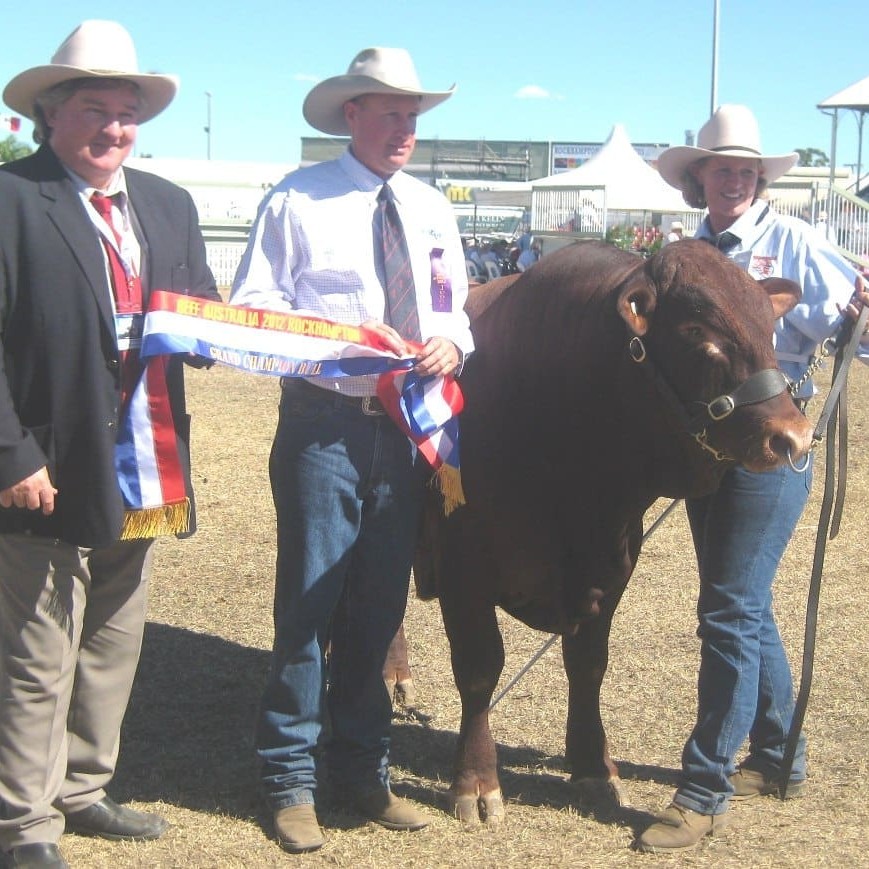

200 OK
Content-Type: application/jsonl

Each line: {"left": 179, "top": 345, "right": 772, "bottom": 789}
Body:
{"left": 141, "top": 292, "right": 466, "bottom": 508}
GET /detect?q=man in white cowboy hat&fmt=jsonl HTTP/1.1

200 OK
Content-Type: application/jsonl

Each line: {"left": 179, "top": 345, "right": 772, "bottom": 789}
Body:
{"left": 634, "top": 105, "right": 869, "bottom": 854}
{"left": 0, "top": 20, "right": 220, "bottom": 868}
{"left": 231, "top": 47, "right": 472, "bottom": 853}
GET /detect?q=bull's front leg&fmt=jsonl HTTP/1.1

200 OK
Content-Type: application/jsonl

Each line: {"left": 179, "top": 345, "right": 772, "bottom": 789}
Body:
{"left": 440, "top": 595, "right": 506, "bottom": 825}
{"left": 561, "top": 585, "right": 629, "bottom": 808}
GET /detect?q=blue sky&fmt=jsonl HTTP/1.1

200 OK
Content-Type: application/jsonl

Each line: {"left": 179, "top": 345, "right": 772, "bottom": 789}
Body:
{"left": 2, "top": 1, "right": 867, "bottom": 174}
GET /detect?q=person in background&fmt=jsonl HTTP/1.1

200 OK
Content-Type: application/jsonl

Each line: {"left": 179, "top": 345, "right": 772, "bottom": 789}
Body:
{"left": 664, "top": 219, "right": 684, "bottom": 244}
{"left": 231, "top": 47, "right": 473, "bottom": 854}
{"left": 516, "top": 238, "right": 541, "bottom": 271}
{"left": 465, "top": 237, "right": 485, "bottom": 271}
{"left": 0, "top": 20, "right": 220, "bottom": 869}
{"left": 635, "top": 103, "right": 869, "bottom": 854}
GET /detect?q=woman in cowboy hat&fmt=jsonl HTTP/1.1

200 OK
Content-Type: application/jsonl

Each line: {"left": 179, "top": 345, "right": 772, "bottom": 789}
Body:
{"left": 231, "top": 47, "right": 472, "bottom": 853}
{"left": 0, "top": 20, "right": 220, "bottom": 868}
{"left": 636, "top": 105, "right": 869, "bottom": 853}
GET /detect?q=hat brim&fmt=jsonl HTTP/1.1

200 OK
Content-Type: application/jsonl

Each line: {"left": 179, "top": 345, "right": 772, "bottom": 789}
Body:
{"left": 657, "top": 144, "right": 798, "bottom": 193}
{"left": 3, "top": 65, "right": 179, "bottom": 124}
{"left": 303, "top": 75, "right": 455, "bottom": 135}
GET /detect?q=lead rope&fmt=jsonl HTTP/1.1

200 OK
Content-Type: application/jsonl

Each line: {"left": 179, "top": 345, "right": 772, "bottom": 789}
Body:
{"left": 778, "top": 303, "right": 869, "bottom": 798}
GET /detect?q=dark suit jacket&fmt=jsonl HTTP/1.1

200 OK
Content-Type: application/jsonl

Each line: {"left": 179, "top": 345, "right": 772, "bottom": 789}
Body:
{"left": 0, "top": 145, "right": 220, "bottom": 546}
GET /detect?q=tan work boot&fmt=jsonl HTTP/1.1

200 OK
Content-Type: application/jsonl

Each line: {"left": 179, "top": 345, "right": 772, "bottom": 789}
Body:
{"left": 635, "top": 803, "right": 729, "bottom": 853}
{"left": 352, "top": 788, "right": 430, "bottom": 831}
{"left": 273, "top": 804, "right": 325, "bottom": 853}
{"left": 730, "top": 767, "right": 805, "bottom": 801}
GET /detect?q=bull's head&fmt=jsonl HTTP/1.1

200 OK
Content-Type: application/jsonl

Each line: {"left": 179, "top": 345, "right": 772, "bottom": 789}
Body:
{"left": 614, "top": 240, "right": 813, "bottom": 473}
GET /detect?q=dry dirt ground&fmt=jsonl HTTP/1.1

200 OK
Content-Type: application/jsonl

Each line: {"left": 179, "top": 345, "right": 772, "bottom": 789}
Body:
{"left": 58, "top": 356, "right": 868, "bottom": 868}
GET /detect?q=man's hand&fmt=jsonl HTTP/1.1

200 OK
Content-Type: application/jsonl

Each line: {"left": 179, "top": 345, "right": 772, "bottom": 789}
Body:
{"left": 413, "top": 336, "right": 461, "bottom": 377}
{"left": 359, "top": 321, "right": 462, "bottom": 376}
{"left": 0, "top": 467, "right": 57, "bottom": 515}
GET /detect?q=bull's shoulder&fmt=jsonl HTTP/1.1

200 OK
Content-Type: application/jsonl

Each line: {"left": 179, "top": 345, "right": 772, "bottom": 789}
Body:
{"left": 465, "top": 274, "right": 522, "bottom": 322}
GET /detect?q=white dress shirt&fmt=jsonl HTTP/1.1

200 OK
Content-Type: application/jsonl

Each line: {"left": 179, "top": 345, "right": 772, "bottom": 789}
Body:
{"left": 231, "top": 149, "right": 473, "bottom": 395}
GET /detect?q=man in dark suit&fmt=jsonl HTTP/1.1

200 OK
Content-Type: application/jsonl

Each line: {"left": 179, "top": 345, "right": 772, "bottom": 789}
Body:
{"left": 0, "top": 21, "right": 220, "bottom": 868}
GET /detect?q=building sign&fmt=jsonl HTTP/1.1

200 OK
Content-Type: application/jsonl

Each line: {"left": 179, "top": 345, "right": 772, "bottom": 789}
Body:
{"left": 453, "top": 207, "right": 526, "bottom": 239}
{"left": 550, "top": 141, "right": 669, "bottom": 174}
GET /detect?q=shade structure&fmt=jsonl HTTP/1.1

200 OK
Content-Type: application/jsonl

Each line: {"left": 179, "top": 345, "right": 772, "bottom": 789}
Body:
{"left": 818, "top": 75, "right": 869, "bottom": 195}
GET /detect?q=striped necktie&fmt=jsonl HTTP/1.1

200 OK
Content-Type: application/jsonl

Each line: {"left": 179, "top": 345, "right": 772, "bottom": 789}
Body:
{"left": 376, "top": 183, "right": 421, "bottom": 342}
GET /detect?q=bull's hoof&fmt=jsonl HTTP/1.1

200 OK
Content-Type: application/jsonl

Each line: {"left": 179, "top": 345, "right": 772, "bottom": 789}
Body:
{"left": 393, "top": 678, "right": 416, "bottom": 707}
{"left": 571, "top": 775, "right": 629, "bottom": 808}
{"left": 449, "top": 789, "right": 505, "bottom": 825}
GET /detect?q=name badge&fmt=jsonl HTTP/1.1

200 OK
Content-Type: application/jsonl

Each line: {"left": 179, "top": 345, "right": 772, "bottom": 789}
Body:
{"left": 116, "top": 313, "right": 143, "bottom": 352}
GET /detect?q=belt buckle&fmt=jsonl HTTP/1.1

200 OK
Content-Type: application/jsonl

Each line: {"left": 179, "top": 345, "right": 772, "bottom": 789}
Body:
{"left": 361, "top": 396, "right": 382, "bottom": 416}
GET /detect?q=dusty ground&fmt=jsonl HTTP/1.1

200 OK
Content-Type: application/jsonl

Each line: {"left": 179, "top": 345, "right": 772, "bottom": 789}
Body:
{"left": 57, "top": 353, "right": 868, "bottom": 868}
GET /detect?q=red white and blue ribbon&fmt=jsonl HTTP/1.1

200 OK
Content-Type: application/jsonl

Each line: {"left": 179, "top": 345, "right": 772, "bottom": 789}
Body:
{"left": 141, "top": 292, "right": 464, "bottom": 483}
{"left": 116, "top": 355, "right": 187, "bottom": 512}
{"left": 376, "top": 369, "right": 462, "bottom": 471}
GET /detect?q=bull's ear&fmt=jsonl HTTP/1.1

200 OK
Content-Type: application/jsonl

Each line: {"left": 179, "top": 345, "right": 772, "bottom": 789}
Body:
{"left": 758, "top": 277, "right": 802, "bottom": 318}
{"left": 617, "top": 281, "right": 657, "bottom": 336}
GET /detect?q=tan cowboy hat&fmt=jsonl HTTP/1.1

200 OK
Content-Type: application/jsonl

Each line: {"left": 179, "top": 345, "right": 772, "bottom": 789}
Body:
{"left": 657, "top": 104, "right": 798, "bottom": 192}
{"left": 303, "top": 47, "right": 455, "bottom": 136}
{"left": 3, "top": 20, "right": 178, "bottom": 124}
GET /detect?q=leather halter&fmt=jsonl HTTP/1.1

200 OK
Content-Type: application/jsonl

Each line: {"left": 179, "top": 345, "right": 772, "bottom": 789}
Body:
{"left": 628, "top": 335, "right": 790, "bottom": 462}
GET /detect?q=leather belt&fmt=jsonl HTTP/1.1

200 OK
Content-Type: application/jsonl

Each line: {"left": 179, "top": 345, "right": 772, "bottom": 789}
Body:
{"left": 280, "top": 377, "right": 387, "bottom": 416}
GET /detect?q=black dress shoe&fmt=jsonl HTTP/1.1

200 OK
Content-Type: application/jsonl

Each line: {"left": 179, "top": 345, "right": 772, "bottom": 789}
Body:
{"left": 0, "top": 843, "right": 68, "bottom": 868}
{"left": 64, "top": 796, "right": 169, "bottom": 841}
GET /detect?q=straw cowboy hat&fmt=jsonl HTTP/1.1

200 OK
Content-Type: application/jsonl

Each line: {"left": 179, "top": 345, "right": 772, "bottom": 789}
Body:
{"left": 303, "top": 47, "right": 455, "bottom": 136}
{"left": 657, "top": 104, "right": 798, "bottom": 193}
{"left": 3, "top": 20, "right": 178, "bottom": 124}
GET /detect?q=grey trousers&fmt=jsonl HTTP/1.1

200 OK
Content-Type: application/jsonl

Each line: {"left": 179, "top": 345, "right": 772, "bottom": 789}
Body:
{"left": 0, "top": 533, "right": 153, "bottom": 848}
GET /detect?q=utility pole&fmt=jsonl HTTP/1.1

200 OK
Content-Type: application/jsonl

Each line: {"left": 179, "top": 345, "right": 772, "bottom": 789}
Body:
{"left": 710, "top": 0, "right": 720, "bottom": 118}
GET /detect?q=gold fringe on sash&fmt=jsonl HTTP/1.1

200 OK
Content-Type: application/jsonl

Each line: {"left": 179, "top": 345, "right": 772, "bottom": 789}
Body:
{"left": 432, "top": 464, "right": 466, "bottom": 516}
{"left": 120, "top": 499, "right": 191, "bottom": 540}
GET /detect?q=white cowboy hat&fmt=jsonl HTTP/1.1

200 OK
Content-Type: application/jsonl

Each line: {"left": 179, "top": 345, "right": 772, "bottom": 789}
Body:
{"left": 302, "top": 47, "right": 455, "bottom": 136}
{"left": 657, "top": 104, "right": 797, "bottom": 192}
{"left": 3, "top": 20, "right": 178, "bottom": 124}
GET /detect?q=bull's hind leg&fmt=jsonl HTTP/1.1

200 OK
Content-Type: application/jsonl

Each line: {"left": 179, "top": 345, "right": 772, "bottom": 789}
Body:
{"left": 561, "top": 586, "right": 629, "bottom": 808}
{"left": 383, "top": 622, "right": 416, "bottom": 707}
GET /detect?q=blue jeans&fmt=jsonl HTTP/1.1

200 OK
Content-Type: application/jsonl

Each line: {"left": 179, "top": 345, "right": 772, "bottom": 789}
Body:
{"left": 256, "top": 382, "right": 426, "bottom": 810}
{"left": 675, "top": 460, "right": 812, "bottom": 816}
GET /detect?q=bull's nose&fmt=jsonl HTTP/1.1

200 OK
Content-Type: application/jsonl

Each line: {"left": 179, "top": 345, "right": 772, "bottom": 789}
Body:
{"left": 769, "top": 417, "right": 814, "bottom": 467}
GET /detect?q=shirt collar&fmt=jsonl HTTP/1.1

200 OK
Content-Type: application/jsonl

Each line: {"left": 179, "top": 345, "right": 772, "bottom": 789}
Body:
{"left": 64, "top": 166, "right": 129, "bottom": 204}
{"left": 339, "top": 147, "right": 410, "bottom": 202}
{"left": 697, "top": 199, "right": 771, "bottom": 248}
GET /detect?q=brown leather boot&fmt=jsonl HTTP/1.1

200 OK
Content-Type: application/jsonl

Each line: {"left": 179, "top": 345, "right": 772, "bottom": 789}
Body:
{"left": 635, "top": 803, "right": 729, "bottom": 853}
{"left": 273, "top": 804, "right": 325, "bottom": 853}
{"left": 730, "top": 767, "right": 805, "bottom": 800}
{"left": 352, "top": 788, "right": 430, "bottom": 831}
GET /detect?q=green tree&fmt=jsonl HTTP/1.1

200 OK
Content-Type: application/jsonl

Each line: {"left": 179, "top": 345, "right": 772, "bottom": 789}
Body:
{"left": 795, "top": 147, "right": 829, "bottom": 167}
{"left": 0, "top": 135, "right": 33, "bottom": 162}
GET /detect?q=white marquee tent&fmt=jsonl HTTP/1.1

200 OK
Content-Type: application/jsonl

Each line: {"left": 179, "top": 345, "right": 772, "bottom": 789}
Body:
{"left": 532, "top": 123, "right": 694, "bottom": 214}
